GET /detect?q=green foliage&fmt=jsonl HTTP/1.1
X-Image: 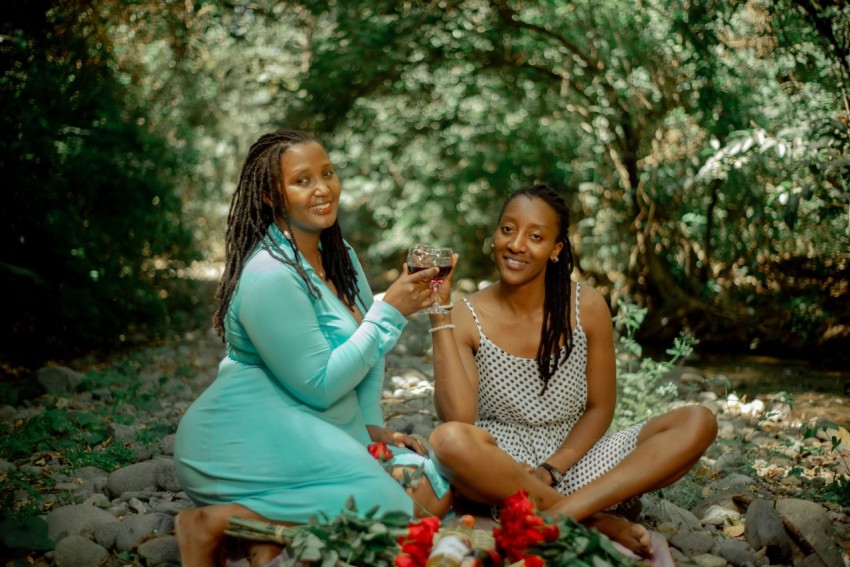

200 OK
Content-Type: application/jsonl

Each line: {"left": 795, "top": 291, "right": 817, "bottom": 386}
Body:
{"left": 227, "top": 498, "right": 411, "bottom": 566}
{"left": 4, "top": 0, "right": 849, "bottom": 367}
{"left": 530, "top": 514, "right": 642, "bottom": 567}
{"left": 611, "top": 302, "right": 696, "bottom": 430}
{"left": 226, "top": 496, "right": 641, "bottom": 566}
{"left": 0, "top": 515, "right": 54, "bottom": 555}
{"left": 0, "top": 360, "right": 178, "bottom": 530}
{"left": 799, "top": 421, "right": 850, "bottom": 507}
{"left": 1, "top": 2, "right": 200, "bottom": 366}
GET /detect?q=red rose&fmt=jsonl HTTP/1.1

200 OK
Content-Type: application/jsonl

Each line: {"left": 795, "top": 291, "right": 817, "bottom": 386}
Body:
{"left": 404, "top": 516, "right": 440, "bottom": 544}
{"left": 394, "top": 554, "right": 418, "bottom": 567}
{"left": 501, "top": 490, "right": 535, "bottom": 517}
{"left": 524, "top": 554, "right": 545, "bottom": 567}
{"left": 367, "top": 442, "right": 393, "bottom": 463}
{"left": 493, "top": 489, "right": 559, "bottom": 562}
{"left": 541, "top": 524, "right": 560, "bottom": 542}
{"left": 397, "top": 516, "right": 440, "bottom": 567}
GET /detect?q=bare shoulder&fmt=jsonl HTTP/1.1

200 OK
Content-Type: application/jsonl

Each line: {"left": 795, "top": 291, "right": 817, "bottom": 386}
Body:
{"left": 577, "top": 283, "right": 613, "bottom": 333}
{"left": 450, "top": 294, "right": 479, "bottom": 349}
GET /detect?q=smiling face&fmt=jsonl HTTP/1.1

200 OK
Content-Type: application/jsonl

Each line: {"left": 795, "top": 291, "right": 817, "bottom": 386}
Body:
{"left": 493, "top": 195, "right": 564, "bottom": 284}
{"left": 277, "top": 140, "right": 341, "bottom": 240}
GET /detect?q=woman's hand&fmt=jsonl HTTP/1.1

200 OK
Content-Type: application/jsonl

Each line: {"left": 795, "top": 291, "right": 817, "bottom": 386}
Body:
{"left": 367, "top": 426, "right": 427, "bottom": 455}
{"left": 381, "top": 265, "right": 438, "bottom": 317}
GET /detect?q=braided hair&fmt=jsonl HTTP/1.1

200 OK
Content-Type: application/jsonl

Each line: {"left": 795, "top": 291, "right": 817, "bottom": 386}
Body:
{"left": 498, "top": 184, "right": 575, "bottom": 394}
{"left": 213, "top": 129, "right": 361, "bottom": 338}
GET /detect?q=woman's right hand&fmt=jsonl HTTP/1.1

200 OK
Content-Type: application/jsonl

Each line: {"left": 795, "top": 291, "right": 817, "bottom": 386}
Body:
{"left": 435, "top": 253, "right": 459, "bottom": 308}
{"left": 381, "top": 264, "right": 439, "bottom": 317}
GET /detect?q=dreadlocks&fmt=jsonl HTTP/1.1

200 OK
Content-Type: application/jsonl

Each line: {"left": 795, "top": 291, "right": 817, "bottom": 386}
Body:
{"left": 213, "top": 129, "right": 361, "bottom": 338}
{"left": 498, "top": 184, "right": 575, "bottom": 394}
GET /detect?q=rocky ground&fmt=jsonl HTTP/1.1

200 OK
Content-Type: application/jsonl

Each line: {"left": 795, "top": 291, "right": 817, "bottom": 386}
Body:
{"left": 2, "top": 314, "right": 850, "bottom": 567}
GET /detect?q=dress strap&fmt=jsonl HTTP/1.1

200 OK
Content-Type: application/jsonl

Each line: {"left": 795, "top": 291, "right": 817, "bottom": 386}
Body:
{"left": 461, "top": 298, "right": 485, "bottom": 339}
{"left": 574, "top": 282, "right": 581, "bottom": 329}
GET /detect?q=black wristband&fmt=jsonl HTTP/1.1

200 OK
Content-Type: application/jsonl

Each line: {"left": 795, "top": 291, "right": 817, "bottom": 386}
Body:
{"left": 538, "top": 462, "right": 564, "bottom": 487}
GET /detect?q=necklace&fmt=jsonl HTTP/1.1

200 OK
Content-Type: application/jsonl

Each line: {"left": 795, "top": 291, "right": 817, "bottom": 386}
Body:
{"left": 305, "top": 252, "right": 326, "bottom": 280}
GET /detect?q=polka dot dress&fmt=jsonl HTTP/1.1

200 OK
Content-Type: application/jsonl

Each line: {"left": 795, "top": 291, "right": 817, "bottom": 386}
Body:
{"left": 466, "top": 283, "right": 644, "bottom": 497}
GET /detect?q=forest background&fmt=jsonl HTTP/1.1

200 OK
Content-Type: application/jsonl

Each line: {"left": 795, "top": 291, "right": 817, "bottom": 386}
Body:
{"left": 2, "top": 0, "right": 849, "bottom": 373}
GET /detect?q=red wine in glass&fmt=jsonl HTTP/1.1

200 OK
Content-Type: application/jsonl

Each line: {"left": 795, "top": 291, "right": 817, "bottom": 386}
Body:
{"left": 406, "top": 244, "right": 453, "bottom": 314}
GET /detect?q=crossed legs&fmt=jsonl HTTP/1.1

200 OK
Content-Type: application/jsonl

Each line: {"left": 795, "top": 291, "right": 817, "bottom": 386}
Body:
{"left": 429, "top": 405, "right": 717, "bottom": 557}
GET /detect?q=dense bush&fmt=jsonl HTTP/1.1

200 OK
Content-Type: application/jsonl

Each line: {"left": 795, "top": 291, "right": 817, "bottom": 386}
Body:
{"left": 1, "top": 3, "right": 200, "bottom": 365}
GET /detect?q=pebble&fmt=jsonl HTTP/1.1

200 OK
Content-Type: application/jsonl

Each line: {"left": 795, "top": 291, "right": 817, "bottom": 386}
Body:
{"left": 7, "top": 319, "right": 850, "bottom": 566}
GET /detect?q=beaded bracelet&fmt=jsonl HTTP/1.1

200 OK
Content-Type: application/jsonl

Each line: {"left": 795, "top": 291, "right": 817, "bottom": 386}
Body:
{"left": 429, "top": 324, "right": 456, "bottom": 334}
{"left": 439, "top": 303, "right": 453, "bottom": 311}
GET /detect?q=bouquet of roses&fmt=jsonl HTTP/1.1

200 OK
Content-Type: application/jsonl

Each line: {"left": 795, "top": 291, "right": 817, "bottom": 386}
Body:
{"left": 494, "top": 490, "right": 641, "bottom": 567}
{"left": 226, "top": 443, "right": 641, "bottom": 566}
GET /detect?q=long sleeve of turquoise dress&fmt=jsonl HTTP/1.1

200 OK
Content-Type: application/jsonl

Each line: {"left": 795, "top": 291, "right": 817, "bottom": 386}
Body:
{"left": 174, "top": 226, "right": 415, "bottom": 522}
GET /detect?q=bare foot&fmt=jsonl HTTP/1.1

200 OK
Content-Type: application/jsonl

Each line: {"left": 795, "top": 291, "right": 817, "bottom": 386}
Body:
{"left": 585, "top": 512, "right": 652, "bottom": 559}
{"left": 248, "top": 542, "right": 284, "bottom": 567}
{"left": 175, "top": 508, "right": 223, "bottom": 567}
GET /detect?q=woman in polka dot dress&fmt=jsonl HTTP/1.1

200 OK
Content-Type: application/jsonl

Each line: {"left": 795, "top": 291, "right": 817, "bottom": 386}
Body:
{"left": 428, "top": 184, "right": 718, "bottom": 558}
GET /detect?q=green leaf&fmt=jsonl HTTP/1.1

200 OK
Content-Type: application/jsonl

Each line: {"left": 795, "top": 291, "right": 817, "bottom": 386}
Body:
{"left": 0, "top": 516, "right": 55, "bottom": 551}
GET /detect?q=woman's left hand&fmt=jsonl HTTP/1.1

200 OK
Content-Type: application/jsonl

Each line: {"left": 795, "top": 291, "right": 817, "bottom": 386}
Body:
{"left": 368, "top": 426, "right": 427, "bottom": 455}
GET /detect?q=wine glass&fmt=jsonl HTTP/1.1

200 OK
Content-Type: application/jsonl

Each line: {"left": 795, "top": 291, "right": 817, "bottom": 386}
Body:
{"left": 407, "top": 244, "right": 453, "bottom": 315}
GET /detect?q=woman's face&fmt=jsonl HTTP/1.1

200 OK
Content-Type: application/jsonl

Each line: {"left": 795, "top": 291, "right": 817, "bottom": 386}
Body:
{"left": 493, "top": 195, "right": 563, "bottom": 284}
{"left": 277, "top": 141, "right": 341, "bottom": 239}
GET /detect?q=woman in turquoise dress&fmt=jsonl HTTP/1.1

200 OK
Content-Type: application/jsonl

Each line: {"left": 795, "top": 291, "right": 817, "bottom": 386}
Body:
{"left": 174, "top": 130, "right": 451, "bottom": 566}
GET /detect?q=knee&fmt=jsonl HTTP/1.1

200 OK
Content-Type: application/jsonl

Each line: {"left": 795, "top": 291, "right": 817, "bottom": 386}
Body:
{"left": 429, "top": 421, "right": 478, "bottom": 464}
{"left": 681, "top": 405, "right": 718, "bottom": 448}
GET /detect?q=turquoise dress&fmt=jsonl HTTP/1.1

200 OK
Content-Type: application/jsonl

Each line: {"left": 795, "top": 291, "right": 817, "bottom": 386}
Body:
{"left": 174, "top": 225, "right": 415, "bottom": 522}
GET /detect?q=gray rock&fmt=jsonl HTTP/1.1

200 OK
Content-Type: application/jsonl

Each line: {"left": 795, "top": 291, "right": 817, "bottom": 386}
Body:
{"left": 71, "top": 484, "right": 95, "bottom": 504}
{"left": 670, "top": 532, "right": 716, "bottom": 557}
{"left": 159, "top": 433, "right": 176, "bottom": 456}
{"left": 714, "top": 450, "right": 746, "bottom": 473}
{"left": 36, "top": 365, "right": 84, "bottom": 395}
{"left": 775, "top": 498, "right": 844, "bottom": 567}
{"left": 106, "top": 422, "right": 138, "bottom": 443}
{"left": 94, "top": 520, "right": 121, "bottom": 549}
{"left": 129, "top": 496, "right": 151, "bottom": 514}
{"left": 46, "top": 504, "right": 119, "bottom": 544}
{"left": 655, "top": 500, "right": 702, "bottom": 533}
{"left": 115, "top": 513, "right": 174, "bottom": 553}
{"left": 670, "top": 546, "right": 691, "bottom": 564}
{"left": 53, "top": 482, "right": 80, "bottom": 493}
{"left": 745, "top": 499, "right": 792, "bottom": 564}
{"left": 109, "top": 502, "right": 130, "bottom": 517}
{"left": 715, "top": 538, "right": 759, "bottom": 567}
{"left": 154, "top": 500, "right": 192, "bottom": 515}
{"left": 107, "top": 461, "right": 159, "bottom": 497}
{"left": 798, "top": 553, "right": 836, "bottom": 567}
{"left": 700, "top": 505, "right": 742, "bottom": 527}
{"left": 53, "top": 535, "right": 109, "bottom": 567}
{"left": 83, "top": 493, "right": 111, "bottom": 509}
{"left": 155, "top": 459, "right": 182, "bottom": 492}
{"left": 0, "top": 405, "right": 16, "bottom": 422}
{"left": 691, "top": 553, "right": 728, "bottom": 567}
{"left": 385, "top": 412, "right": 437, "bottom": 439}
{"left": 117, "top": 489, "right": 158, "bottom": 503}
{"left": 20, "top": 464, "right": 43, "bottom": 476}
{"left": 0, "top": 459, "right": 14, "bottom": 474}
{"left": 704, "top": 474, "right": 757, "bottom": 493}
{"left": 131, "top": 444, "right": 155, "bottom": 462}
{"left": 138, "top": 535, "right": 181, "bottom": 566}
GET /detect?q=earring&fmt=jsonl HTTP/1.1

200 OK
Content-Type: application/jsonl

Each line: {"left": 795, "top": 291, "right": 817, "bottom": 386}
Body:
{"left": 550, "top": 257, "right": 559, "bottom": 263}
